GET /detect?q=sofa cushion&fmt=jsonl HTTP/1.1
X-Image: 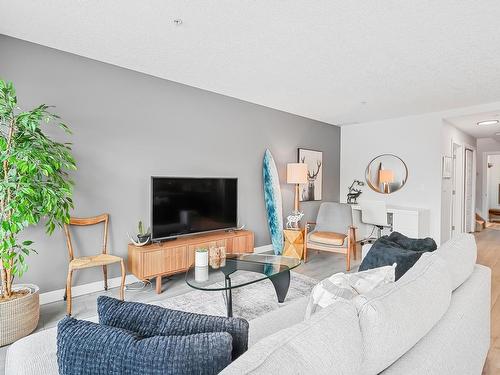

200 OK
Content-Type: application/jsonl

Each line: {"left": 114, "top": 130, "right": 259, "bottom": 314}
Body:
{"left": 354, "top": 252, "right": 452, "bottom": 375}
{"left": 436, "top": 233, "right": 477, "bottom": 290}
{"left": 57, "top": 317, "right": 233, "bottom": 375}
{"left": 6, "top": 327, "right": 58, "bottom": 375}
{"left": 220, "top": 301, "right": 362, "bottom": 375}
{"left": 305, "top": 264, "right": 396, "bottom": 318}
{"left": 309, "top": 231, "right": 346, "bottom": 246}
{"left": 97, "top": 296, "right": 248, "bottom": 360}
{"left": 381, "top": 264, "right": 491, "bottom": 375}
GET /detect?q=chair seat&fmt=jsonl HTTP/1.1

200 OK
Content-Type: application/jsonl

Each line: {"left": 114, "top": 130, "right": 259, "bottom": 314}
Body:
{"left": 69, "top": 254, "right": 123, "bottom": 270}
{"left": 309, "top": 231, "right": 346, "bottom": 246}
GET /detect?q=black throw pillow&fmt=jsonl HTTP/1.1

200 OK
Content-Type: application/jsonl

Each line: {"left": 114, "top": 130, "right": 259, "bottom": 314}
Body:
{"left": 359, "top": 232, "right": 437, "bottom": 280}
{"left": 385, "top": 231, "right": 437, "bottom": 252}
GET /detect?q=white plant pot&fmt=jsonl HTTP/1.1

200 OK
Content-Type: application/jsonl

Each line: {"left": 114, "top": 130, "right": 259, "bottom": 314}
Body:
{"left": 195, "top": 251, "right": 208, "bottom": 267}
{"left": 0, "top": 284, "right": 40, "bottom": 346}
{"left": 195, "top": 266, "right": 209, "bottom": 282}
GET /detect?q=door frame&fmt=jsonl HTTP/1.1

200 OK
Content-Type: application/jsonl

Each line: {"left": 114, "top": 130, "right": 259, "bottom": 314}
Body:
{"left": 451, "top": 141, "right": 463, "bottom": 238}
{"left": 463, "top": 144, "right": 476, "bottom": 233}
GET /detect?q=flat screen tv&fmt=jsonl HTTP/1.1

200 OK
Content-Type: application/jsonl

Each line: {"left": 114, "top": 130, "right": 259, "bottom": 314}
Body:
{"left": 151, "top": 177, "right": 237, "bottom": 241}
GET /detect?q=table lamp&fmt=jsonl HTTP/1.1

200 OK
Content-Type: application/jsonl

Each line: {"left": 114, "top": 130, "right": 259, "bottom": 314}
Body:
{"left": 287, "top": 163, "right": 308, "bottom": 212}
{"left": 379, "top": 169, "right": 394, "bottom": 194}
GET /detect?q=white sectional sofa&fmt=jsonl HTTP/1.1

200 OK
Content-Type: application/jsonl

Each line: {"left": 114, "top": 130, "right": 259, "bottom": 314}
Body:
{"left": 6, "top": 234, "right": 490, "bottom": 375}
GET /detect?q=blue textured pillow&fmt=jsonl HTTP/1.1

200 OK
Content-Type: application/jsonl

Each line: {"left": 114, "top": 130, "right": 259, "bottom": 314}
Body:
{"left": 97, "top": 296, "right": 249, "bottom": 360}
{"left": 57, "top": 317, "right": 232, "bottom": 375}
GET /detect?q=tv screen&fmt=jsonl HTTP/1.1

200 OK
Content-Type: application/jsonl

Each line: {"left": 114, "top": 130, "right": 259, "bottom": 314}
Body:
{"left": 151, "top": 177, "right": 237, "bottom": 241}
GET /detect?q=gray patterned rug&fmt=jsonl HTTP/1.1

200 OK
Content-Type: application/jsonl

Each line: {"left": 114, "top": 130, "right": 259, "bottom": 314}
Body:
{"left": 154, "top": 272, "right": 318, "bottom": 321}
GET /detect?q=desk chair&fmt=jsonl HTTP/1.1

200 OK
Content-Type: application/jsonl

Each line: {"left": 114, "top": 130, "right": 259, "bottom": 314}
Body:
{"left": 360, "top": 201, "right": 392, "bottom": 239}
{"left": 63, "top": 214, "right": 125, "bottom": 316}
{"left": 304, "top": 202, "right": 357, "bottom": 271}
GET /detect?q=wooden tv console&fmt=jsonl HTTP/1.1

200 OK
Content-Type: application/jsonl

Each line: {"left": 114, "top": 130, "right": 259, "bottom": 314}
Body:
{"left": 128, "top": 230, "right": 254, "bottom": 293}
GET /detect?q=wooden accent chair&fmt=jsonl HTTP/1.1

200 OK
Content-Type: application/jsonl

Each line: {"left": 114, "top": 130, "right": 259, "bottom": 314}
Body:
{"left": 304, "top": 202, "right": 357, "bottom": 271}
{"left": 63, "top": 214, "right": 125, "bottom": 316}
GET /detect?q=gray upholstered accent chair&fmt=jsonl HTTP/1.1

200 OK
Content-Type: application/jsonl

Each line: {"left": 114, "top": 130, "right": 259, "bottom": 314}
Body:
{"left": 304, "top": 202, "right": 357, "bottom": 271}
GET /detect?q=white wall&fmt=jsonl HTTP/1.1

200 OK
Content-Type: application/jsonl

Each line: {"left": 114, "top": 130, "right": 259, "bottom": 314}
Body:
{"left": 440, "top": 121, "right": 477, "bottom": 242}
{"left": 340, "top": 113, "right": 443, "bottom": 242}
{"left": 340, "top": 101, "right": 500, "bottom": 244}
{"left": 477, "top": 138, "right": 500, "bottom": 218}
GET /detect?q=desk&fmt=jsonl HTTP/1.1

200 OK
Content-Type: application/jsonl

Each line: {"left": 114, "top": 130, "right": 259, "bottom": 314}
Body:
{"left": 351, "top": 204, "right": 430, "bottom": 239}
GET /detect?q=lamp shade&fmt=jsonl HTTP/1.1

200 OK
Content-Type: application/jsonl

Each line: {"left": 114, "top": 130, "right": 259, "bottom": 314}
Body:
{"left": 287, "top": 163, "right": 308, "bottom": 184}
{"left": 379, "top": 169, "right": 395, "bottom": 184}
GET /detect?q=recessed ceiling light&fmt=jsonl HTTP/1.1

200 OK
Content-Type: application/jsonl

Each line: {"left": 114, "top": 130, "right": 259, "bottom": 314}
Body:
{"left": 495, "top": 132, "right": 500, "bottom": 136}
{"left": 477, "top": 120, "right": 499, "bottom": 126}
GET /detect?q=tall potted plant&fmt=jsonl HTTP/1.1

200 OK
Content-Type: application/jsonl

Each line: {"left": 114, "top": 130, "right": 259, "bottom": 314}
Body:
{"left": 0, "top": 80, "right": 76, "bottom": 345}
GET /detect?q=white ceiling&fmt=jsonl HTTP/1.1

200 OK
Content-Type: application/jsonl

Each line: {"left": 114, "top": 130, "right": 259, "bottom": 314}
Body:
{"left": 2, "top": 1, "right": 500, "bottom": 126}
{"left": 445, "top": 111, "right": 500, "bottom": 141}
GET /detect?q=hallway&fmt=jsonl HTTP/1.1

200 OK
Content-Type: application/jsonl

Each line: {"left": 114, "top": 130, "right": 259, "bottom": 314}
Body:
{"left": 477, "top": 225, "right": 500, "bottom": 374}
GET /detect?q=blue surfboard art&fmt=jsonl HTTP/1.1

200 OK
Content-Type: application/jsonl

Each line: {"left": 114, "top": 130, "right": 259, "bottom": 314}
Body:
{"left": 263, "top": 149, "right": 284, "bottom": 255}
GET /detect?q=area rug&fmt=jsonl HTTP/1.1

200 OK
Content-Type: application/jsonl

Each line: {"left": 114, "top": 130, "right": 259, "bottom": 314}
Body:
{"left": 154, "top": 271, "right": 318, "bottom": 321}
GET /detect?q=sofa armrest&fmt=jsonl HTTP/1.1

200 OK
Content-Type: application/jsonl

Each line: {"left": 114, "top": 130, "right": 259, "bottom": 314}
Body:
{"left": 248, "top": 296, "right": 309, "bottom": 347}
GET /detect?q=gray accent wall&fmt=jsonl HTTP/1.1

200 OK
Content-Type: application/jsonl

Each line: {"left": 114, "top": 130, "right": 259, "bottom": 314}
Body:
{"left": 0, "top": 35, "right": 340, "bottom": 293}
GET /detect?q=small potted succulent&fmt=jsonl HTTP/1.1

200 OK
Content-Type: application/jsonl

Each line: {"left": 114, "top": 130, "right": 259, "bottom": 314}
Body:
{"left": 137, "top": 221, "right": 151, "bottom": 244}
{"left": 128, "top": 220, "right": 151, "bottom": 247}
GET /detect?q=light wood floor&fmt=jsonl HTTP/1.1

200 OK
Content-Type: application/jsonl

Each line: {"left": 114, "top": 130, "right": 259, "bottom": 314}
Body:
{"left": 478, "top": 226, "right": 500, "bottom": 374}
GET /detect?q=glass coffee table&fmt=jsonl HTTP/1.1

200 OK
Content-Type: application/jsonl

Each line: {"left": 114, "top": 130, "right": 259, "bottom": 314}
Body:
{"left": 185, "top": 253, "right": 301, "bottom": 317}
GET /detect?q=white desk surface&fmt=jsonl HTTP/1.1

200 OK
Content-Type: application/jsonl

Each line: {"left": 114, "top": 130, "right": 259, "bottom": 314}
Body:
{"left": 350, "top": 204, "right": 428, "bottom": 213}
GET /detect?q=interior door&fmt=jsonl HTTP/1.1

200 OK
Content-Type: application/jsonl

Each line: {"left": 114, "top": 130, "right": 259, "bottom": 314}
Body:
{"left": 451, "top": 144, "right": 462, "bottom": 238}
{"left": 464, "top": 148, "right": 474, "bottom": 232}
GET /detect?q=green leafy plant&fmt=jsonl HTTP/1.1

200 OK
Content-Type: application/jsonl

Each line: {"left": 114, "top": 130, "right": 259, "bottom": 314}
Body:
{"left": 137, "top": 220, "right": 150, "bottom": 237}
{"left": 0, "top": 80, "right": 76, "bottom": 300}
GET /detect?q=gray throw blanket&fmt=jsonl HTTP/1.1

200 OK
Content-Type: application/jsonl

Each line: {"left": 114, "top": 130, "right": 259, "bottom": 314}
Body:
{"left": 358, "top": 232, "right": 437, "bottom": 280}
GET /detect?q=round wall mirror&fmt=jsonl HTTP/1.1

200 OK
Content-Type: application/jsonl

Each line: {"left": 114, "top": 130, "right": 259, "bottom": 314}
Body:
{"left": 365, "top": 154, "right": 408, "bottom": 194}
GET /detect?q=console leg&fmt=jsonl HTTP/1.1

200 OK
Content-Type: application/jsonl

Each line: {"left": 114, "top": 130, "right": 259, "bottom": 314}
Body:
{"left": 156, "top": 275, "right": 162, "bottom": 294}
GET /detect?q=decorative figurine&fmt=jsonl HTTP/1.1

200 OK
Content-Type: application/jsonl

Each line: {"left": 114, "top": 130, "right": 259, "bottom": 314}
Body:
{"left": 347, "top": 180, "right": 364, "bottom": 204}
{"left": 286, "top": 211, "right": 304, "bottom": 230}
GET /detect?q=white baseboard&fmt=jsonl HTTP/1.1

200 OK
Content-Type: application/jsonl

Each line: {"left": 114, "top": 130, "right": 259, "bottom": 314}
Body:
{"left": 40, "top": 245, "right": 273, "bottom": 305}
{"left": 254, "top": 244, "right": 273, "bottom": 254}
{"left": 40, "top": 274, "right": 140, "bottom": 305}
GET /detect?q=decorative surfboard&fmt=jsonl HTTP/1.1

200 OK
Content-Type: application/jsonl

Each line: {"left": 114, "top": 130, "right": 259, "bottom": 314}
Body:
{"left": 263, "top": 149, "right": 284, "bottom": 255}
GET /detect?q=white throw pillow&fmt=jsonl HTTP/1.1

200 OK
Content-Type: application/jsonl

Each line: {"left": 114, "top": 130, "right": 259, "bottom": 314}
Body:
{"left": 305, "top": 264, "right": 396, "bottom": 319}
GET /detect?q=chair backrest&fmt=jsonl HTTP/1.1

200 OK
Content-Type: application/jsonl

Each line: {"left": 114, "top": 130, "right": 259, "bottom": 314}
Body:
{"left": 315, "top": 202, "right": 353, "bottom": 234}
{"left": 64, "top": 214, "right": 109, "bottom": 261}
{"left": 360, "top": 201, "right": 388, "bottom": 226}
